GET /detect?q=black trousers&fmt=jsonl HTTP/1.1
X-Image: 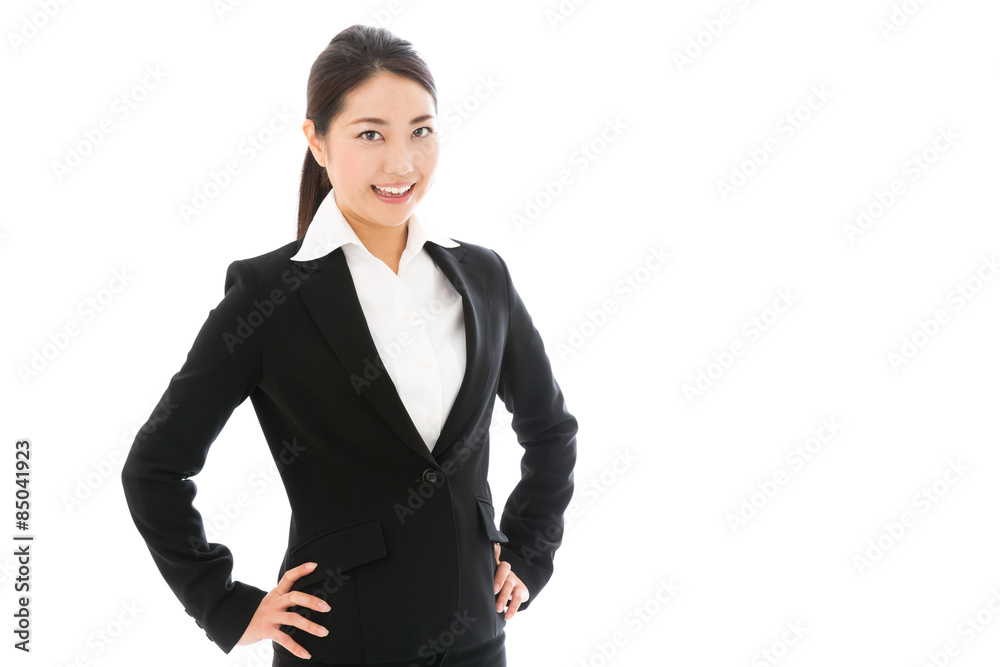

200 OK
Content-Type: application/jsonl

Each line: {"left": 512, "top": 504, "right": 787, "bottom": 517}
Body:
{"left": 271, "top": 631, "right": 506, "bottom": 667}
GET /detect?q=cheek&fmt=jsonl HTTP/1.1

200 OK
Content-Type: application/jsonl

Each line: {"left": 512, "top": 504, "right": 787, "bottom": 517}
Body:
{"left": 414, "top": 143, "right": 439, "bottom": 175}
{"left": 329, "top": 148, "right": 374, "bottom": 191}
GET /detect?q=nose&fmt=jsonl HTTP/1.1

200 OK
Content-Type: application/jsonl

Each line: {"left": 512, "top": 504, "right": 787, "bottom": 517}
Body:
{"left": 383, "top": 137, "right": 414, "bottom": 177}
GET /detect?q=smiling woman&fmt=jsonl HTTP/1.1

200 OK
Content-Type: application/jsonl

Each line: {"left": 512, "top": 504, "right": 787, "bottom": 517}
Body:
{"left": 300, "top": 67, "right": 439, "bottom": 275}
{"left": 121, "top": 23, "right": 578, "bottom": 667}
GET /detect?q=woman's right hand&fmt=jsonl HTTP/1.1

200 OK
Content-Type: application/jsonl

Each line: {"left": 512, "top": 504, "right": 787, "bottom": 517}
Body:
{"left": 237, "top": 561, "right": 331, "bottom": 660}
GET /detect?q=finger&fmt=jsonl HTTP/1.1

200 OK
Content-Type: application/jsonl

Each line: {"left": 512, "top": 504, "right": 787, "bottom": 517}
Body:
{"left": 266, "top": 628, "right": 312, "bottom": 661}
{"left": 276, "top": 610, "right": 329, "bottom": 638}
{"left": 283, "top": 590, "right": 331, "bottom": 613}
{"left": 506, "top": 586, "right": 528, "bottom": 619}
{"left": 493, "top": 561, "right": 511, "bottom": 595}
{"left": 496, "top": 578, "right": 515, "bottom": 613}
{"left": 494, "top": 542, "right": 500, "bottom": 564}
{"left": 275, "top": 562, "right": 318, "bottom": 595}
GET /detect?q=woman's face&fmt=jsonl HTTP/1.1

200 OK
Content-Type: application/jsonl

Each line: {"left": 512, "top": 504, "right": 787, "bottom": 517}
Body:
{"left": 305, "top": 71, "right": 439, "bottom": 236}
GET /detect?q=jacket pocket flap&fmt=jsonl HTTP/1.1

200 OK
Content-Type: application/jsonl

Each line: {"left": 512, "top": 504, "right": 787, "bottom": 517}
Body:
{"left": 476, "top": 498, "right": 509, "bottom": 544}
{"left": 287, "top": 516, "right": 387, "bottom": 589}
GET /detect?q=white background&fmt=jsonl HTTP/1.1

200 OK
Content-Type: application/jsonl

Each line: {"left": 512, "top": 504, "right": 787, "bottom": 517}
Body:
{"left": 3, "top": 1, "right": 1000, "bottom": 665}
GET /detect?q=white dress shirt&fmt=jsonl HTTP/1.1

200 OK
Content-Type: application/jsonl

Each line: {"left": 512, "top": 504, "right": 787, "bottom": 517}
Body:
{"left": 289, "top": 189, "right": 466, "bottom": 452}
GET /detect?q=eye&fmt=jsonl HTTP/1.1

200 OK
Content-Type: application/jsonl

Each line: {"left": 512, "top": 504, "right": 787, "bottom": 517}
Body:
{"left": 413, "top": 126, "right": 434, "bottom": 138}
{"left": 358, "top": 130, "right": 382, "bottom": 141}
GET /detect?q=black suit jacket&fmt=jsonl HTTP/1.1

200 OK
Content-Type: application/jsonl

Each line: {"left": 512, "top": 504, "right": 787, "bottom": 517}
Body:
{"left": 120, "top": 238, "right": 578, "bottom": 662}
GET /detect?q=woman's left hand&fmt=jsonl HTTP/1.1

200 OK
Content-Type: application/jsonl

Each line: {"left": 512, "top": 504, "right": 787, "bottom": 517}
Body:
{"left": 493, "top": 542, "right": 530, "bottom": 619}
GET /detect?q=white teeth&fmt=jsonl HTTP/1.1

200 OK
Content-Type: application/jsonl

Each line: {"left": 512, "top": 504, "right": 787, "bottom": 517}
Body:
{"left": 375, "top": 184, "right": 412, "bottom": 195}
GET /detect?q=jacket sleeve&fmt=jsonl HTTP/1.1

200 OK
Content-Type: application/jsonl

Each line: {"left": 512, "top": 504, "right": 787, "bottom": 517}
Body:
{"left": 120, "top": 259, "right": 268, "bottom": 653}
{"left": 492, "top": 251, "right": 579, "bottom": 609}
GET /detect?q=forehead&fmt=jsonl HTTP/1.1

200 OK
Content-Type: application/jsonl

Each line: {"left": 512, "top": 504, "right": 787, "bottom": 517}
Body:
{"left": 339, "top": 71, "right": 435, "bottom": 120}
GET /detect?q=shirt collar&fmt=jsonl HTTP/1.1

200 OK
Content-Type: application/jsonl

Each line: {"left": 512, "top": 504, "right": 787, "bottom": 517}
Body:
{"left": 290, "top": 188, "right": 459, "bottom": 263}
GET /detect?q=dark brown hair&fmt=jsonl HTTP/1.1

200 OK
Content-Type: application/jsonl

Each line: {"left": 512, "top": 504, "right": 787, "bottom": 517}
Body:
{"left": 297, "top": 24, "right": 437, "bottom": 240}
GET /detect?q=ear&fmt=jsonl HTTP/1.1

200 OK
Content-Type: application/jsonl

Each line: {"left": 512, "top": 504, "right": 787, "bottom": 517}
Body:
{"left": 302, "top": 119, "right": 326, "bottom": 167}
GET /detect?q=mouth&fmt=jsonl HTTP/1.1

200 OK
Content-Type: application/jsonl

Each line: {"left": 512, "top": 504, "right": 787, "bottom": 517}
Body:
{"left": 371, "top": 183, "right": 415, "bottom": 201}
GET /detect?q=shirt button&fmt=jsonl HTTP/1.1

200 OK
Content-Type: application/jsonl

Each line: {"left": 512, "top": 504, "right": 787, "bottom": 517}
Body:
{"left": 405, "top": 311, "right": 416, "bottom": 320}
{"left": 427, "top": 415, "right": 437, "bottom": 425}
{"left": 423, "top": 468, "right": 441, "bottom": 485}
{"left": 421, "top": 359, "right": 432, "bottom": 369}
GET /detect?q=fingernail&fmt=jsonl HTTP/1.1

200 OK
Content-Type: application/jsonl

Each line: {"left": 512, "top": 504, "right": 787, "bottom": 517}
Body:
{"left": 299, "top": 650, "right": 311, "bottom": 659}
{"left": 306, "top": 562, "right": 318, "bottom": 569}
{"left": 319, "top": 626, "right": 329, "bottom": 637}
{"left": 319, "top": 601, "right": 331, "bottom": 612}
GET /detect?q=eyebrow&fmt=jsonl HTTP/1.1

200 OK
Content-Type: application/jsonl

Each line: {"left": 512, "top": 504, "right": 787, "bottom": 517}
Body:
{"left": 348, "top": 114, "right": 435, "bottom": 126}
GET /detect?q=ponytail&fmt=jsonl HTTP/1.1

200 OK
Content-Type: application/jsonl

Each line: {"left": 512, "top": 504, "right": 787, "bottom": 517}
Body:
{"left": 297, "top": 148, "right": 331, "bottom": 240}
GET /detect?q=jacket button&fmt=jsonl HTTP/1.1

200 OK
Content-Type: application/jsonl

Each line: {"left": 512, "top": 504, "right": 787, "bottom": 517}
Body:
{"left": 422, "top": 468, "right": 441, "bottom": 485}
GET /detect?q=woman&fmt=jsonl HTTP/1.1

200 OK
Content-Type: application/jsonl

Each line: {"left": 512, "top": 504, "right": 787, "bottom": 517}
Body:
{"left": 121, "top": 24, "right": 578, "bottom": 667}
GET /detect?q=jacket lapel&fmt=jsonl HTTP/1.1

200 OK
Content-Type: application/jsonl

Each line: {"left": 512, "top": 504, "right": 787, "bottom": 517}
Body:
{"left": 424, "top": 243, "right": 491, "bottom": 458}
{"left": 296, "top": 244, "right": 491, "bottom": 462}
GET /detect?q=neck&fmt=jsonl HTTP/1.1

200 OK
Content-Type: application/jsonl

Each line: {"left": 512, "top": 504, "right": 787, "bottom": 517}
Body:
{"left": 351, "top": 217, "right": 408, "bottom": 275}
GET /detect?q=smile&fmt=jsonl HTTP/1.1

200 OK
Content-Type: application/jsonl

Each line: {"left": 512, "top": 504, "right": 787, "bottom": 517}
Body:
{"left": 372, "top": 183, "right": 414, "bottom": 196}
